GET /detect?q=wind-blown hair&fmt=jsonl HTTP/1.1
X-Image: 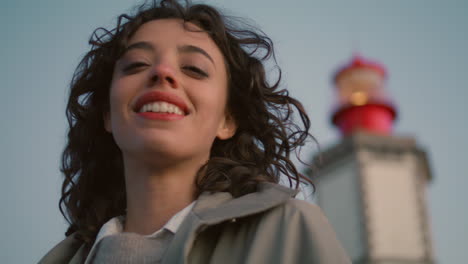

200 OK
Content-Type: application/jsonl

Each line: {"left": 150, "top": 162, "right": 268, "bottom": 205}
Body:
{"left": 60, "top": 0, "right": 313, "bottom": 244}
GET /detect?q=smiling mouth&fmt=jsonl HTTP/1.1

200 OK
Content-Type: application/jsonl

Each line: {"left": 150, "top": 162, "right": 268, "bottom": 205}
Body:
{"left": 133, "top": 91, "right": 189, "bottom": 117}
{"left": 138, "top": 101, "right": 185, "bottom": 115}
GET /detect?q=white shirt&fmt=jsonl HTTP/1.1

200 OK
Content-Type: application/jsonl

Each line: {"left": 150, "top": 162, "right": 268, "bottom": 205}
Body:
{"left": 84, "top": 201, "right": 196, "bottom": 264}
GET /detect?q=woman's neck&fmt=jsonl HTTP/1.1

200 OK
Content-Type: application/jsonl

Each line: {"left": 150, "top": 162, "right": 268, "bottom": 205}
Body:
{"left": 122, "top": 156, "right": 201, "bottom": 235}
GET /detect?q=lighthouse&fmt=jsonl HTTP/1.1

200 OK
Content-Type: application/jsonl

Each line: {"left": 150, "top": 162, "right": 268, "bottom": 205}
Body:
{"left": 310, "top": 55, "right": 435, "bottom": 263}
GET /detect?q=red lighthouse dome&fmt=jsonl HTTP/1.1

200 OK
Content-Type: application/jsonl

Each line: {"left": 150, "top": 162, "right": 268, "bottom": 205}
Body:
{"left": 331, "top": 55, "right": 397, "bottom": 136}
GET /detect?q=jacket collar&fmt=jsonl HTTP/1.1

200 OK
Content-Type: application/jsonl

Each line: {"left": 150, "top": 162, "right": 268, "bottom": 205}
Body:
{"left": 193, "top": 182, "right": 298, "bottom": 225}
{"left": 162, "top": 182, "right": 298, "bottom": 264}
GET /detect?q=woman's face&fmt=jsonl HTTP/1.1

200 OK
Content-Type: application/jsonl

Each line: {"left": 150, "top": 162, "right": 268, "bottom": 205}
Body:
{"left": 105, "top": 19, "right": 236, "bottom": 165}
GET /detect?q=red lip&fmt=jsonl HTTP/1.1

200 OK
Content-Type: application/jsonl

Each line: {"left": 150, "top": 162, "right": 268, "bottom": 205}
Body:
{"left": 137, "top": 112, "right": 185, "bottom": 121}
{"left": 133, "top": 90, "right": 189, "bottom": 115}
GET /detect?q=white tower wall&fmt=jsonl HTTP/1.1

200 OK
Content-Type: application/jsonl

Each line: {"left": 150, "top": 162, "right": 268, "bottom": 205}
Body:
{"left": 311, "top": 132, "right": 434, "bottom": 264}
{"left": 316, "top": 156, "right": 366, "bottom": 260}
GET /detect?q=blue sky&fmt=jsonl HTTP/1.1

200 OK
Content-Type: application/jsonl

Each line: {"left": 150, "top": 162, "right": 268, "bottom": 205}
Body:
{"left": 1, "top": 0, "right": 467, "bottom": 263}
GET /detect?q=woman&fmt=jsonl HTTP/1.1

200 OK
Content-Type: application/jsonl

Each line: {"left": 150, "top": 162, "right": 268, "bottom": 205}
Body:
{"left": 40, "top": 0, "right": 350, "bottom": 263}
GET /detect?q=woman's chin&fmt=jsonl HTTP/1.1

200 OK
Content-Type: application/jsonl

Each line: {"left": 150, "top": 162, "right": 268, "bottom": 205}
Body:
{"left": 122, "top": 144, "right": 206, "bottom": 167}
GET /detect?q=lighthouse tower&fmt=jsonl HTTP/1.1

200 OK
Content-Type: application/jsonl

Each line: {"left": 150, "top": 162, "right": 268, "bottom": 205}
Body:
{"left": 311, "top": 55, "right": 435, "bottom": 263}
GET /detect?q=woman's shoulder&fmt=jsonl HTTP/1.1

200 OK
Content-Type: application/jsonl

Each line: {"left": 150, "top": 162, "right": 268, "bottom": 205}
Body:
{"left": 203, "top": 192, "right": 351, "bottom": 264}
{"left": 256, "top": 193, "right": 331, "bottom": 228}
{"left": 252, "top": 197, "right": 351, "bottom": 263}
{"left": 253, "top": 182, "right": 327, "bottom": 220}
{"left": 279, "top": 197, "right": 328, "bottom": 220}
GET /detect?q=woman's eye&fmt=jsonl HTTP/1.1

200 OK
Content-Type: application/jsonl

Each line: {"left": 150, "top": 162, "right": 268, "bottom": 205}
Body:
{"left": 182, "top": 65, "right": 209, "bottom": 78}
{"left": 122, "top": 62, "right": 148, "bottom": 73}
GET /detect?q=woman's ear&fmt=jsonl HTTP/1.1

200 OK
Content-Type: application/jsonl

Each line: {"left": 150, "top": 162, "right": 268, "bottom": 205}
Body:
{"left": 216, "top": 113, "right": 237, "bottom": 140}
{"left": 104, "top": 112, "right": 112, "bottom": 133}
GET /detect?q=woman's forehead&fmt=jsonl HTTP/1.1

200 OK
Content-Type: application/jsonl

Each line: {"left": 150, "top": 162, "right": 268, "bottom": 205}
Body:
{"left": 128, "top": 19, "right": 214, "bottom": 48}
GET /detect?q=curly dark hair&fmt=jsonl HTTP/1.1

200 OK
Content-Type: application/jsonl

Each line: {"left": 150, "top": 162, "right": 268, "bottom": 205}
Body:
{"left": 60, "top": 0, "right": 313, "bottom": 244}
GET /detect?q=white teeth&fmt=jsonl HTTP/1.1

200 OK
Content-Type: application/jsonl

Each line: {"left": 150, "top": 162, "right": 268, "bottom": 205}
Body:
{"left": 153, "top": 103, "right": 160, "bottom": 112}
{"left": 160, "top": 102, "right": 168, "bottom": 113}
{"left": 169, "top": 104, "right": 176, "bottom": 114}
{"left": 138, "top": 101, "right": 184, "bottom": 115}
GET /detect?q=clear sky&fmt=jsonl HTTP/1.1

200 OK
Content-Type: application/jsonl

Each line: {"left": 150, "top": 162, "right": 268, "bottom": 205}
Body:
{"left": 1, "top": 0, "right": 467, "bottom": 263}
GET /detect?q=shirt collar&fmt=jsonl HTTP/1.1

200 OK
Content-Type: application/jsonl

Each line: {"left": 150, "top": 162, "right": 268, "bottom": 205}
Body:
{"left": 94, "top": 200, "right": 196, "bottom": 243}
{"left": 163, "top": 201, "right": 196, "bottom": 234}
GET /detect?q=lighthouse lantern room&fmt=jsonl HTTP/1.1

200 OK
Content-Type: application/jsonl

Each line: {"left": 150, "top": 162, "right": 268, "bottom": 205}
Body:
{"left": 332, "top": 55, "right": 397, "bottom": 136}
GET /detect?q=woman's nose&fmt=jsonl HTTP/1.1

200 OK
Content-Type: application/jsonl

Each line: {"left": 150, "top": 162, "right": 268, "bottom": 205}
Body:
{"left": 149, "top": 62, "right": 179, "bottom": 89}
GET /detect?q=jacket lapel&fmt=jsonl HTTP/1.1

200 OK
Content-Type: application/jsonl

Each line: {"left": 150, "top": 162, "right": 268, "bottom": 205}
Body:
{"left": 68, "top": 244, "right": 87, "bottom": 264}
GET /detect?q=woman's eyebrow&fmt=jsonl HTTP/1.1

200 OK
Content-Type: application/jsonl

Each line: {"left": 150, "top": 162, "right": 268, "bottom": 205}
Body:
{"left": 178, "top": 45, "right": 215, "bottom": 66}
{"left": 122, "top": 42, "right": 215, "bottom": 66}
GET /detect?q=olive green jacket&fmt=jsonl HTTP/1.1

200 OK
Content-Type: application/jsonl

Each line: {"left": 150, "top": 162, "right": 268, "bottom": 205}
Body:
{"left": 39, "top": 183, "right": 350, "bottom": 263}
